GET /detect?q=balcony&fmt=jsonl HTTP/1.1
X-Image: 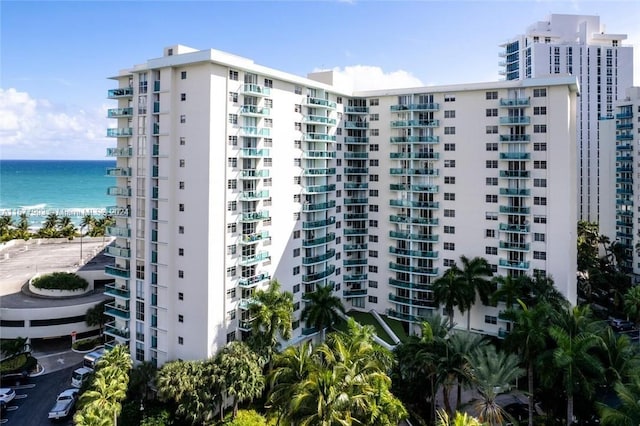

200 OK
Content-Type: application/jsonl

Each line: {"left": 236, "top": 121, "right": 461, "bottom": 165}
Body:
{"left": 344, "top": 198, "right": 368, "bottom": 205}
{"left": 499, "top": 259, "right": 530, "bottom": 270}
{"left": 499, "top": 206, "right": 530, "bottom": 215}
{"left": 304, "top": 97, "right": 336, "bottom": 109}
{"left": 344, "top": 243, "right": 368, "bottom": 251}
{"left": 302, "top": 249, "right": 336, "bottom": 265}
{"left": 106, "top": 226, "right": 131, "bottom": 238}
{"left": 107, "top": 128, "right": 133, "bottom": 138}
{"left": 499, "top": 152, "right": 530, "bottom": 160}
{"left": 303, "top": 232, "right": 336, "bottom": 247}
{"left": 304, "top": 115, "right": 337, "bottom": 125}
{"left": 344, "top": 106, "right": 369, "bottom": 114}
{"left": 389, "top": 247, "right": 438, "bottom": 258}
{"left": 617, "top": 123, "right": 633, "bottom": 130}
{"left": 344, "top": 152, "right": 369, "bottom": 159}
{"left": 108, "top": 87, "right": 133, "bottom": 98}
{"left": 617, "top": 134, "right": 633, "bottom": 141}
{"left": 241, "top": 169, "right": 270, "bottom": 179}
{"left": 303, "top": 217, "right": 335, "bottom": 229}
{"left": 391, "top": 120, "right": 439, "bottom": 128}
{"left": 106, "top": 147, "right": 133, "bottom": 158}
{"left": 387, "top": 310, "right": 422, "bottom": 322}
{"left": 240, "top": 211, "right": 270, "bottom": 222}
{"left": 105, "top": 167, "right": 132, "bottom": 177}
{"left": 499, "top": 241, "right": 530, "bottom": 251}
{"left": 390, "top": 152, "right": 439, "bottom": 160}
{"left": 343, "top": 258, "right": 367, "bottom": 266}
{"left": 343, "top": 273, "right": 367, "bottom": 282}
{"left": 105, "top": 265, "right": 130, "bottom": 279}
{"left": 241, "top": 231, "right": 270, "bottom": 244}
{"left": 241, "top": 148, "right": 270, "bottom": 157}
{"left": 499, "top": 98, "right": 530, "bottom": 107}
{"left": 390, "top": 199, "right": 439, "bottom": 209}
{"left": 499, "top": 170, "right": 529, "bottom": 178}
{"left": 389, "top": 168, "right": 439, "bottom": 176}
{"left": 239, "top": 298, "right": 258, "bottom": 310}
{"left": 343, "top": 182, "right": 369, "bottom": 190}
{"left": 241, "top": 127, "right": 270, "bottom": 137}
{"left": 389, "top": 215, "right": 438, "bottom": 226}
{"left": 389, "top": 231, "right": 438, "bottom": 242}
{"left": 388, "top": 278, "right": 430, "bottom": 291}
{"left": 389, "top": 294, "right": 436, "bottom": 308}
{"left": 499, "top": 134, "right": 530, "bottom": 142}
{"left": 105, "top": 245, "right": 131, "bottom": 258}
{"left": 107, "top": 186, "right": 131, "bottom": 197}
{"left": 240, "top": 190, "right": 270, "bottom": 200}
{"left": 499, "top": 223, "right": 529, "bottom": 233}
{"left": 240, "top": 251, "right": 270, "bottom": 266}
{"left": 344, "top": 121, "right": 369, "bottom": 129}
{"left": 302, "top": 200, "right": 336, "bottom": 212}
{"left": 302, "top": 265, "right": 336, "bottom": 283}
{"left": 499, "top": 188, "right": 530, "bottom": 196}
{"left": 239, "top": 105, "right": 270, "bottom": 116}
{"left": 617, "top": 144, "right": 633, "bottom": 151}
{"left": 242, "top": 84, "right": 271, "bottom": 96}
{"left": 344, "top": 137, "right": 369, "bottom": 144}
{"left": 344, "top": 212, "right": 368, "bottom": 219}
{"left": 104, "top": 283, "right": 130, "bottom": 299}
{"left": 107, "top": 108, "right": 133, "bottom": 118}
{"left": 239, "top": 273, "right": 271, "bottom": 288}
{"left": 104, "top": 302, "right": 130, "bottom": 319}
{"left": 104, "top": 322, "right": 130, "bottom": 339}
{"left": 304, "top": 168, "right": 336, "bottom": 176}
{"left": 343, "top": 167, "right": 368, "bottom": 175}
{"left": 499, "top": 116, "right": 531, "bottom": 125}
{"left": 616, "top": 112, "right": 633, "bottom": 119}
{"left": 390, "top": 103, "right": 439, "bottom": 111}
{"left": 389, "top": 262, "right": 438, "bottom": 275}
{"left": 303, "top": 133, "right": 337, "bottom": 142}
{"left": 303, "top": 151, "right": 336, "bottom": 159}
{"left": 390, "top": 136, "right": 439, "bottom": 143}
{"left": 343, "top": 289, "right": 368, "bottom": 297}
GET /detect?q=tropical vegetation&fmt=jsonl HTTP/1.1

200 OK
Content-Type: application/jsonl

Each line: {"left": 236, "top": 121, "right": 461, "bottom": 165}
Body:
{"left": 31, "top": 271, "right": 89, "bottom": 290}
{"left": 0, "top": 212, "right": 113, "bottom": 242}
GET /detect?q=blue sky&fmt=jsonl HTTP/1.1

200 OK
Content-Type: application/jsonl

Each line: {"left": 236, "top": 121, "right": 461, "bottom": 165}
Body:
{"left": 1, "top": 0, "right": 639, "bottom": 159}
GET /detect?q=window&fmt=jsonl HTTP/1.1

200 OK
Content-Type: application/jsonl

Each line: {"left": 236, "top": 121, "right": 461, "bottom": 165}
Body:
{"left": 228, "top": 157, "right": 237, "bottom": 167}
{"left": 368, "top": 296, "right": 378, "bottom": 303}
{"left": 485, "top": 246, "right": 498, "bottom": 255}
{"left": 264, "top": 118, "right": 273, "bottom": 128}
{"left": 486, "top": 160, "right": 498, "bottom": 168}
{"left": 181, "top": 71, "right": 187, "bottom": 80}
{"left": 227, "top": 245, "right": 235, "bottom": 255}
{"left": 534, "top": 233, "right": 546, "bottom": 242}
{"left": 486, "top": 108, "right": 498, "bottom": 117}
{"left": 444, "top": 110, "right": 456, "bottom": 118}
{"left": 444, "top": 143, "right": 456, "bottom": 151}
{"left": 178, "top": 204, "right": 185, "bottom": 212}
{"left": 226, "top": 331, "right": 236, "bottom": 343}
{"left": 229, "top": 70, "right": 239, "bottom": 80}
{"left": 444, "top": 94, "right": 456, "bottom": 102}
{"left": 485, "top": 212, "right": 498, "bottom": 221}
{"left": 179, "top": 159, "right": 185, "bottom": 167}
{"left": 228, "top": 135, "right": 237, "bottom": 146}
{"left": 227, "top": 223, "right": 237, "bottom": 233}
{"left": 226, "top": 288, "right": 236, "bottom": 299}
{"left": 485, "top": 229, "right": 495, "bottom": 238}
{"left": 486, "top": 125, "right": 499, "bottom": 134}
{"left": 444, "top": 209, "right": 455, "bottom": 217}
{"left": 178, "top": 314, "right": 184, "bottom": 323}
{"left": 370, "top": 144, "right": 379, "bottom": 151}
{"left": 444, "top": 192, "right": 456, "bottom": 201}
{"left": 444, "top": 176, "right": 456, "bottom": 184}
{"left": 534, "top": 142, "right": 547, "bottom": 151}
{"left": 227, "top": 179, "right": 237, "bottom": 189}
{"left": 444, "top": 225, "right": 455, "bottom": 234}
{"left": 293, "top": 248, "right": 300, "bottom": 257}
{"left": 368, "top": 280, "right": 378, "bottom": 288}
{"left": 336, "top": 96, "right": 342, "bottom": 104}
{"left": 179, "top": 181, "right": 185, "bottom": 189}
{"left": 369, "top": 98, "right": 379, "bottom": 106}
{"left": 181, "top": 93, "right": 186, "bottom": 101}
{"left": 484, "top": 315, "right": 497, "bottom": 325}
{"left": 486, "top": 143, "right": 498, "bottom": 151}
{"left": 370, "top": 129, "right": 379, "bottom": 136}
{"left": 486, "top": 177, "right": 498, "bottom": 186}
{"left": 294, "top": 86, "right": 302, "bottom": 95}
{"left": 293, "top": 284, "right": 300, "bottom": 293}
{"left": 228, "top": 114, "right": 238, "bottom": 124}
{"left": 294, "top": 158, "right": 301, "bottom": 167}
{"left": 534, "top": 178, "right": 547, "bottom": 187}
{"left": 293, "top": 194, "right": 301, "bottom": 203}
{"left": 369, "top": 189, "right": 378, "bottom": 196}
{"left": 178, "top": 270, "right": 184, "bottom": 278}
{"left": 264, "top": 158, "right": 272, "bottom": 166}
{"left": 293, "top": 266, "right": 300, "bottom": 275}
{"left": 178, "top": 337, "right": 184, "bottom": 345}
{"left": 179, "top": 226, "right": 185, "bottom": 234}
{"left": 444, "top": 259, "right": 456, "bottom": 267}
{"left": 485, "top": 194, "right": 498, "bottom": 203}
{"left": 534, "top": 161, "right": 547, "bottom": 169}
{"left": 370, "top": 113, "right": 379, "bottom": 121}
{"left": 369, "top": 235, "right": 378, "bottom": 243}
{"left": 293, "top": 230, "right": 300, "bottom": 239}
{"left": 369, "top": 250, "right": 378, "bottom": 257}
{"left": 369, "top": 174, "right": 379, "bottom": 182}
{"left": 369, "top": 265, "right": 378, "bottom": 273}
{"left": 180, "top": 137, "right": 186, "bottom": 145}
{"left": 227, "top": 310, "right": 236, "bottom": 320}
{"left": 444, "top": 159, "right": 456, "bottom": 168}
{"left": 534, "top": 251, "right": 547, "bottom": 260}
{"left": 178, "top": 292, "right": 184, "bottom": 300}
{"left": 369, "top": 220, "right": 378, "bottom": 228}
{"left": 486, "top": 91, "right": 498, "bottom": 100}
{"left": 534, "top": 124, "right": 547, "bottom": 133}
{"left": 444, "top": 126, "right": 456, "bottom": 135}
{"left": 369, "top": 205, "right": 378, "bottom": 212}
{"left": 534, "top": 106, "right": 547, "bottom": 115}
{"left": 293, "top": 212, "right": 300, "bottom": 220}
{"left": 264, "top": 78, "right": 273, "bottom": 88}
{"left": 444, "top": 242, "right": 455, "bottom": 250}
{"left": 295, "top": 122, "right": 301, "bottom": 131}
{"left": 265, "top": 99, "right": 273, "bottom": 108}
{"left": 533, "top": 88, "right": 547, "bottom": 97}
{"left": 229, "top": 92, "right": 238, "bottom": 103}
{"left": 227, "top": 201, "right": 236, "bottom": 211}
{"left": 534, "top": 197, "right": 547, "bottom": 206}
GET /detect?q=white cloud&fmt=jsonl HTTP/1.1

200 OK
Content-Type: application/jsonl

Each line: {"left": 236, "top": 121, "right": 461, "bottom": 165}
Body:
{"left": 316, "top": 65, "right": 424, "bottom": 91}
{"left": 0, "top": 88, "right": 110, "bottom": 159}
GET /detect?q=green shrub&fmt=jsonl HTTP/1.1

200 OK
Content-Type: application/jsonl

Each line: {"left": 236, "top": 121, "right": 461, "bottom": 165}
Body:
{"left": 0, "top": 353, "right": 27, "bottom": 373}
{"left": 73, "top": 337, "right": 102, "bottom": 352}
{"left": 32, "top": 272, "right": 88, "bottom": 291}
{"left": 224, "top": 409, "right": 268, "bottom": 426}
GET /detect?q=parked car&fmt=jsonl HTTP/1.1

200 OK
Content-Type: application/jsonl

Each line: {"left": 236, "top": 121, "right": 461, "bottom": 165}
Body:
{"left": 0, "top": 388, "right": 16, "bottom": 405}
{"left": 608, "top": 318, "right": 636, "bottom": 332}
{"left": 48, "top": 388, "right": 79, "bottom": 419}
{"left": 71, "top": 366, "right": 93, "bottom": 388}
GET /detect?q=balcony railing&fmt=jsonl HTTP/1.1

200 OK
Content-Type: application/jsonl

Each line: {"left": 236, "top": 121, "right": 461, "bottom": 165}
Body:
{"left": 499, "top": 152, "right": 530, "bottom": 160}
{"left": 499, "top": 259, "right": 530, "bottom": 270}
{"left": 391, "top": 120, "right": 439, "bottom": 128}
{"left": 499, "top": 170, "right": 529, "bottom": 178}
{"left": 241, "top": 169, "right": 270, "bottom": 178}
{"left": 389, "top": 136, "right": 439, "bottom": 143}
{"left": 344, "top": 121, "right": 369, "bottom": 129}
{"left": 104, "top": 283, "right": 130, "bottom": 299}
{"left": 390, "top": 199, "right": 439, "bottom": 209}
{"left": 343, "top": 289, "right": 368, "bottom": 297}
{"left": 499, "top": 223, "right": 529, "bottom": 233}
{"left": 343, "top": 228, "right": 368, "bottom": 235}
{"left": 240, "top": 105, "right": 270, "bottom": 116}
{"left": 241, "top": 231, "right": 270, "bottom": 244}
{"left": 303, "top": 217, "right": 335, "bottom": 229}
{"left": 302, "top": 200, "right": 336, "bottom": 212}
{"left": 499, "top": 206, "right": 530, "bottom": 215}
{"left": 106, "top": 167, "right": 132, "bottom": 177}
{"left": 389, "top": 231, "right": 438, "bottom": 242}
{"left": 104, "top": 322, "right": 130, "bottom": 339}
{"left": 389, "top": 168, "right": 439, "bottom": 176}
{"left": 241, "top": 127, "right": 270, "bottom": 137}
{"left": 389, "top": 184, "right": 438, "bottom": 193}
{"left": 499, "top": 134, "right": 530, "bottom": 142}
{"left": 105, "top": 302, "right": 130, "bottom": 319}
{"left": 239, "top": 273, "right": 271, "bottom": 287}
{"left": 242, "top": 84, "right": 271, "bottom": 96}
{"left": 303, "top": 151, "right": 336, "bottom": 159}
{"left": 344, "top": 136, "right": 369, "bottom": 143}
{"left": 303, "top": 168, "right": 336, "bottom": 176}
{"left": 499, "top": 98, "right": 530, "bottom": 107}
{"left": 302, "top": 265, "right": 336, "bottom": 283}
{"left": 105, "top": 245, "right": 131, "bottom": 258}
{"left": 107, "top": 108, "right": 133, "bottom": 118}
{"left": 343, "top": 273, "right": 368, "bottom": 282}
{"left": 240, "top": 211, "right": 270, "bottom": 222}
{"left": 390, "top": 103, "right": 439, "bottom": 111}
{"left": 499, "top": 188, "right": 530, "bottom": 196}
{"left": 106, "top": 226, "right": 131, "bottom": 238}
{"left": 344, "top": 212, "right": 368, "bottom": 219}
{"left": 107, "top": 128, "right": 133, "bottom": 137}
{"left": 108, "top": 87, "right": 133, "bottom": 98}
{"left": 344, "top": 243, "right": 368, "bottom": 251}
{"left": 389, "top": 293, "right": 436, "bottom": 308}
{"left": 343, "top": 182, "right": 369, "bottom": 189}
{"left": 389, "top": 262, "right": 438, "bottom": 275}
{"left": 344, "top": 198, "right": 368, "bottom": 205}
{"left": 303, "top": 133, "right": 337, "bottom": 142}
{"left": 240, "top": 190, "right": 270, "bottom": 200}
{"left": 389, "top": 215, "right": 438, "bottom": 225}
{"left": 302, "top": 249, "right": 336, "bottom": 265}
{"left": 304, "top": 97, "right": 337, "bottom": 108}
{"left": 344, "top": 106, "right": 369, "bottom": 113}
{"left": 499, "top": 116, "right": 531, "bottom": 125}
{"left": 390, "top": 152, "right": 439, "bottom": 160}
{"left": 499, "top": 241, "right": 530, "bottom": 251}
{"left": 107, "top": 186, "right": 131, "bottom": 197}
{"left": 241, "top": 148, "right": 270, "bottom": 157}
{"left": 304, "top": 115, "right": 337, "bottom": 125}
{"left": 302, "top": 232, "right": 336, "bottom": 247}
{"left": 387, "top": 310, "right": 422, "bottom": 322}
{"left": 105, "top": 265, "right": 130, "bottom": 278}
{"left": 389, "top": 247, "right": 438, "bottom": 258}
{"left": 106, "top": 147, "right": 132, "bottom": 157}
{"left": 240, "top": 251, "right": 270, "bottom": 266}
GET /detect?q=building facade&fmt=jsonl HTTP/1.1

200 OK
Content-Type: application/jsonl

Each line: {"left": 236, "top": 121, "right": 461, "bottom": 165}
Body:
{"left": 500, "top": 14, "right": 633, "bottom": 228}
{"left": 106, "top": 45, "right": 578, "bottom": 366}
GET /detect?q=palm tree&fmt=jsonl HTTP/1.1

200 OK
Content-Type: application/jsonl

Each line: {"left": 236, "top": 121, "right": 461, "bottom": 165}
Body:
{"left": 128, "top": 361, "right": 156, "bottom": 403}
{"left": 97, "top": 344, "right": 132, "bottom": 379}
{"left": 448, "top": 332, "right": 488, "bottom": 410}
{"left": 217, "top": 341, "right": 265, "bottom": 418}
{"left": 466, "top": 345, "right": 525, "bottom": 426}
{"left": 432, "top": 265, "right": 471, "bottom": 329}
{"left": 0, "top": 215, "right": 14, "bottom": 240}
{"left": 524, "top": 272, "right": 569, "bottom": 309}
{"left": 457, "top": 256, "right": 494, "bottom": 330}
{"left": 75, "top": 368, "right": 127, "bottom": 426}
{"left": 491, "top": 274, "right": 527, "bottom": 308}
{"left": 81, "top": 214, "right": 95, "bottom": 235}
{"left": 86, "top": 301, "right": 109, "bottom": 338}
{"left": 248, "top": 279, "right": 293, "bottom": 368}
{"left": 16, "top": 213, "right": 30, "bottom": 240}
{"left": 599, "top": 375, "right": 640, "bottom": 426}
{"left": 437, "top": 410, "right": 485, "bottom": 426}
{"left": 300, "top": 283, "right": 345, "bottom": 339}
{"left": 623, "top": 285, "right": 640, "bottom": 329}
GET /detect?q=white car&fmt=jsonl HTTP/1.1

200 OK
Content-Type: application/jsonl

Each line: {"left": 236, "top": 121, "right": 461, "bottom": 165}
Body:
{"left": 0, "top": 388, "right": 16, "bottom": 404}
{"left": 48, "top": 388, "right": 79, "bottom": 419}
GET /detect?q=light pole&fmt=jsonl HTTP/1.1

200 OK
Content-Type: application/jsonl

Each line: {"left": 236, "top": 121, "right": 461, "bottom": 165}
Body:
{"left": 80, "top": 224, "right": 85, "bottom": 265}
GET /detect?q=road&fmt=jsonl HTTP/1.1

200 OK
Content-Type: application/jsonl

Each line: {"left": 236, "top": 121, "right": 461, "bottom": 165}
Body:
{"left": 1, "top": 362, "right": 80, "bottom": 426}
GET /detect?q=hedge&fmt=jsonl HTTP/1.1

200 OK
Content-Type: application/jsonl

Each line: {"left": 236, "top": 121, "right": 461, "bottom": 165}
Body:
{"left": 31, "top": 272, "right": 89, "bottom": 291}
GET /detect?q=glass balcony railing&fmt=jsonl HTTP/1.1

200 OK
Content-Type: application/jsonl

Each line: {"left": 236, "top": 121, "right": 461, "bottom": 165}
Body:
{"left": 239, "top": 273, "right": 271, "bottom": 288}
{"left": 108, "top": 87, "right": 133, "bottom": 98}
{"left": 389, "top": 262, "right": 438, "bottom": 275}
{"left": 616, "top": 112, "right": 633, "bottom": 119}
{"left": 241, "top": 127, "right": 270, "bottom": 137}
{"left": 107, "top": 108, "right": 133, "bottom": 118}
{"left": 106, "top": 226, "right": 131, "bottom": 238}
{"left": 344, "top": 212, "right": 368, "bottom": 219}
{"left": 343, "top": 258, "right": 367, "bottom": 266}
{"left": 616, "top": 123, "right": 633, "bottom": 130}
{"left": 105, "top": 302, "right": 130, "bottom": 319}
{"left": 105, "top": 265, "right": 130, "bottom": 278}
{"left": 240, "top": 211, "right": 270, "bottom": 222}
{"left": 240, "top": 190, "right": 270, "bottom": 200}
{"left": 302, "top": 249, "right": 336, "bottom": 265}
{"left": 240, "top": 105, "right": 270, "bottom": 116}
{"left": 499, "top": 170, "right": 529, "bottom": 178}
{"left": 344, "top": 243, "right": 368, "bottom": 251}
{"left": 344, "top": 167, "right": 368, "bottom": 174}
{"left": 343, "top": 228, "right": 368, "bottom": 235}
{"left": 344, "top": 198, "right": 368, "bottom": 205}
{"left": 241, "top": 169, "right": 270, "bottom": 178}
{"left": 387, "top": 310, "right": 422, "bottom": 323}
{"left": 499, "top": 223, "right": 529, "bottom": 233}
{"left": 302, "top": 326, "right": 318, "bottom": 335}
{"left": 302, "top": 232, "right": 336, "bottom": 247}
{"left": 107, "top": 128, "right": 133, "bottom": 137}
{"left": 240, "top": 251, "right": 270, "bottom": 266}
{"left": 389, "top": 184, "right": 438, "bottom": 193}
{"left": 389, "top": 230, "right": 438, "bottom": 242}
{"left": 104, "top": 322, "right": 130, "bottom": 339}
{"left": 303, "top": 133, "right": 337, "bottom": 142}
{"left": 499, "top": 241, "right": 530, "bottom": 251}
{"left": 499, "top": 188, "right": 530, "bottom": 196}
{"left": 344, "top": 121, "right": 369, "bottom": 129}
{"left": 105, "top": 245, "right": 131, "bottom": 258}
{"left": 390, "top": 103, "right": 439, "bottom": 111}
{"left": 106, "top": 167, "right": 132, "bottom": 177}
{"left": 106, "top": 147, "right": 133, "bottom": 157}
{"left": 391, "top": 120, "right": 439, "bottom": 128}
{"left": 344, "top": 106, "right": 369, "bottom": 113}
{"left": 302, "top": 217, "right": 335, "bottom": 229}
{"left": 617, "top": 134, "right": 633, "bottom": 141}
{"left": 390, "top": 199, "right": 439, "bottom": 209}
{"left": 388, "top": 278, "right": 430, "bottom": 291}
{"left": 302, "top": 200, "right": 336, "bottom": 212}
{"left": 303, "top": 151, "right": 336, "bottom": 159}
{"left": 107, "top": 186, "right": 131, "bottom": 197}
{"left": 617, "top": 144, "right": 633, "bottom": 151}
{"left": 499, "top": 152, "right": 530, "bottom": 160}
{"left": 389, "top": 136, "right": 439, "bottom": 143}
{"left": 343, "top": 182, "right": 369, "bottom": 189}
{"left": 389, "top": 215, "right": 438, "bottom": 226}
{"left": 499, "top": 259, "right": 530, "bottom": 270}
{"left": 390, "top": 152, "right": 439, "bottom": 160}
{"left": 240, "top": 231, "right": 270, "bottom": 244}
{"left": 241, "top": 148, "right": 270, "bottom": 157}
{"left": 343, "top": 273, "right": 368, "bottom": 282}
{"left": 499, "top": 98, "right": 530, "bottom": 107}
{"left": 499, "top": 116, "right": 531, "bottom": 125}
{"left": 343, "top": 289, "right": 368, "bottom": 297}
{"left": 302, "top": 265, "right": 336, "bottom": 283}
{"left": 389, "top": 247, "right": 438, "bottom": 258}
{"left": 303, "top": 168, "right": 336, "bottom": 176}
{"left": 304, "top": 97, "right": 337, "bottom": 109}
{"left": 389, "top": 293, "right": 437, "bottom": 308}
{"left": 344, "top": 136, "right": 369, "bottom": 144}
{"left": 499, "top": 206, "right": 530, "bottom": 215}
{"left": 104, "top": 283, "right": 130, "bottom": 299}
{"left": 390, "top": 168, "right": 439, "bottom": 176}
{"left": 242, "top": 84, "right": 270, "bottom": 96}
{"left": 239, "top": 298, "right": 258, "bottom": 310}
{"left": 499, "top": 134, "right": 530, "bottom": 142}
{"left": 344, "top": 152, "right": 369, "bottom": 159}
{"left": 304, "top": 115, "right": 337, "bottom": 125}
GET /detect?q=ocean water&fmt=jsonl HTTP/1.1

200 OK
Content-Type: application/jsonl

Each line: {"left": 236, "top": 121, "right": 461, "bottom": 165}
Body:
{"left": 0, "top": 160, "right": 115, "bottom": 228}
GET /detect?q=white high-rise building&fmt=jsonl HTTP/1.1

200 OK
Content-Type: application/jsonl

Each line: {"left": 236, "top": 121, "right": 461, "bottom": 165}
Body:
{"left": 105, "top": 45, "right": 578, "bottom": 366}
{"left": 500, "top": 14, "right": 634, "bottom": 228}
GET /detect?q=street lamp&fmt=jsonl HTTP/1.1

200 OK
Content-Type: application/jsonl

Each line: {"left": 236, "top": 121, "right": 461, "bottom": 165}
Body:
{"left": 80, "top": 224, "right": 85, "bottom": 265}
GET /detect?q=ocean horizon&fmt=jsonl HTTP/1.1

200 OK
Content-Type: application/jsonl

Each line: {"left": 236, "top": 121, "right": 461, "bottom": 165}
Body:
{"left": 0, "top": 159, "right": 116, "bottom": 228}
